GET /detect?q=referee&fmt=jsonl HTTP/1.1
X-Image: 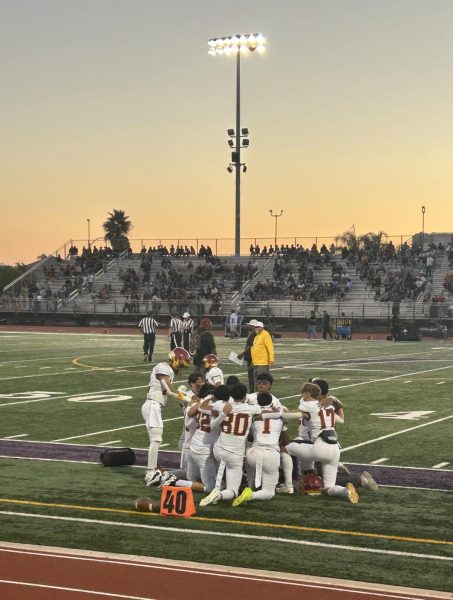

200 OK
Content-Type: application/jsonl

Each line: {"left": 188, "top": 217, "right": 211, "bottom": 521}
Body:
{"left": 169, "top": 313, "right": 183, "bottom": 350}
{"left": 182, "top": 311, "right": 194, "bottom": 352}
{"left": 138, "top": 312, "right": 159, "bottom": 362}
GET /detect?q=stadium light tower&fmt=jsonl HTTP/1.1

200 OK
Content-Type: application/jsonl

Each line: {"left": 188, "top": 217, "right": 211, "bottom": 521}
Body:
{"left": 208, "top": 33, "right": 266, "bottom": 256}
{"left": 269, "top": 209, "right": 283, "bottom": 248}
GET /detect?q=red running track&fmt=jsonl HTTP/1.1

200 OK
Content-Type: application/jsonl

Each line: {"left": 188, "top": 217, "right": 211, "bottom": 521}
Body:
{"left": 0, "top": 543, "right": 449, "bottom": 600}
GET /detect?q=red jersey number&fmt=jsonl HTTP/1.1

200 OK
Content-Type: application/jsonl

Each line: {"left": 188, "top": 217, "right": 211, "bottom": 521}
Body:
{"left": 318, "top": 407, "right": 335, "bottom": 429}
{"left": 221, "top": 413, "right": 250, "bottom": 436}
{"left": 196, "top": 412, "right": 211, "bottom": 433}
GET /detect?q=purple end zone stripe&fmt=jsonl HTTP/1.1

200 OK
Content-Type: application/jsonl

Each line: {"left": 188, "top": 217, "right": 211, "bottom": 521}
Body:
{"left": 0, "top": 439, "right": 452, "bottom": 490}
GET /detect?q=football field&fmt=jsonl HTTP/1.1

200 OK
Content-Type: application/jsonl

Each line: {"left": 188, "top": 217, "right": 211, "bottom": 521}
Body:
{"left": 0, "top": 329, "right": 452, "bottom": 593}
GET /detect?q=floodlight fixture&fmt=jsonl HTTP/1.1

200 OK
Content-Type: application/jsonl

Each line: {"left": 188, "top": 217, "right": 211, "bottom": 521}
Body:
{"left": 242, "top": 164, "right": 247, "bottom": 173}
{"left": 227, "top": 165, "right": 234, "bottom": 173}
{"left": 207, "top": 33, "right": 266, "bottom": 56}
{"left": 228, "top": 139, "right": 234, "bottom": 148}
{"left": 241, "top": 128, "right": 249, "bottom": 135}
{"left": 227, "top": 128, "right": 235, "bottom": 136}
{"left": 242, "top": 139, "right": 250, "bottom": 148}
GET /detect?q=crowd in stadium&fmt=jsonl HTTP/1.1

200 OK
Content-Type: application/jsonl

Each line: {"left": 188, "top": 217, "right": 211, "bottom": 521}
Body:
{"left": 2, "top": 236, "right": 452, "bottom": 314}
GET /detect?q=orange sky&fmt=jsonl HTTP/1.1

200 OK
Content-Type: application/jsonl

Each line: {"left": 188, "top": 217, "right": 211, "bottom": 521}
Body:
{"left": 1, "top": 1, "right": 452, "bottom": 265}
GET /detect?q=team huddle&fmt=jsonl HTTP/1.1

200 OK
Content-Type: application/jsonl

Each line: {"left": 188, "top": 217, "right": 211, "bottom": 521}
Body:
{"left": 141, "top": 346, "right": 378, "bottom": 507}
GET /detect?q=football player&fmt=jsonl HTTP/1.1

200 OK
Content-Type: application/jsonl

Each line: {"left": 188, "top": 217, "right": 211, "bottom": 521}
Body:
{"left": 142, "top": 347, "right": 191, "bottom": 486}
{"left": 233, "top": 392, "right": 284, "bottom": 506}
{"left": 203, "top": 354, "right": 224, "bottom": 387}
{"left": 283, "top": 382, "right": 360, "bottom": 503}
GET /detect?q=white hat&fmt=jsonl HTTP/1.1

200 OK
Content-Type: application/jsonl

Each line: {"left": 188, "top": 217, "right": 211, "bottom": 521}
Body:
{"left": 245, "top": 319, "right": 259, "bottom": 326}
{"left": 254, "top": 321, "right": 264, "bottom": 328}
{"left": 183, "top": 312, "right": 190, "bottom": 318}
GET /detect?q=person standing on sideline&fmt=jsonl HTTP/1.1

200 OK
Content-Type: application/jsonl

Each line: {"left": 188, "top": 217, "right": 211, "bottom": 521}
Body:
{"left": 194, "top": 317, "right": 216, "bottom": 372}
{"left": 322, "top": 310, "right": 333, "bottom": 340}
{"left": 169, "top": 313, "right": 183, "bottom": 350}
{"left": 182, "top": 312, "right": 194, "bottom": 352}
{"left": 229, "top": 309, "right": 239, "bottom": 338}
{"left": 307, "top": 310, "right": 318, "bottom": 340}
{"left": 238, "top": 320, "right": 258, "bottom": 392}
{"left": 138, "top": 312, "right": 159, "bottom": 362}
{"left": 142, "top": 347, "right": 191, "bottom": 486}
{"left": 251, "top": 321, "right": 274, "bottom": 382}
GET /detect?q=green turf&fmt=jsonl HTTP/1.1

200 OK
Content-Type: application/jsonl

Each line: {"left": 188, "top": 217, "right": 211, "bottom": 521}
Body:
{"left": 0, "top": 331, "right": 452, "bottom": 591}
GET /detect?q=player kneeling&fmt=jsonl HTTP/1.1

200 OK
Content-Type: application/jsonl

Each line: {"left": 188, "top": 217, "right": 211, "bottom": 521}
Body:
{"left": 233, "top": 392, "right": 283, "bottom": 507}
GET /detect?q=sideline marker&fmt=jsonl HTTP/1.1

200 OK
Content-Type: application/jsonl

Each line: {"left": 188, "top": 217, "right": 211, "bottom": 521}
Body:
{"left": 160, "top": 486, "right": 196, "bottom": 518}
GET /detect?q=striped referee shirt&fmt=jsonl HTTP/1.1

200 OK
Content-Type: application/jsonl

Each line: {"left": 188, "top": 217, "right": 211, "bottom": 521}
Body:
{"left": 182, "top": 318, "right": 194, "bottom": 332}
{"left": 170, "top": 317, "right": 183, "bottom": 333}
{"left": 138, "top": 317, "right": 159, "bottom": 334}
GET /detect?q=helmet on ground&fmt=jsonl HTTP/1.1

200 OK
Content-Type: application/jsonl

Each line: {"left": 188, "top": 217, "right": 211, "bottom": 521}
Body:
{"left": 200, "top": 317, "right": 212, "bottom": 329}
{"left": 168, "top": 347, "right": 191, "bottom": 370}
{"left": 302, "top": 473, "right": 323, "bottom": 496}
{"left": 202, "top": 353, "right": 219, "bottom": 369}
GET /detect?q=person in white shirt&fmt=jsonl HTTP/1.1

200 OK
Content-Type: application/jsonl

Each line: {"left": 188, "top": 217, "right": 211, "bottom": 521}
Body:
{"left": 200, "top": 383, "right": 262, "bottom": 506}
{"left": 203, "top": 354, "right": 224, "bottom": 387}
{"left": 142, "top": 347, "right": 191, "bottom": 487}
{"left": 247, "top": 373, "right": 294, "bottom": 495}
{"left": 233, "top": 392, "right": 283, "bottom": 506}
{"left": 283, "top": 382, "right": 359, "bottom": 503}
{"left": 229, "top": 310, "right": 239, "bottom": 338}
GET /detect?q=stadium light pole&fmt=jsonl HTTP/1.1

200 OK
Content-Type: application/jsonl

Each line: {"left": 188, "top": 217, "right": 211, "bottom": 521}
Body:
{"left": 269, "top": 209, "right": 283, "bottom": 248}
{"left": 208, "top": 34, "right": 266, "bottom": 256}
{"left": 87, "top": 219, "right": 91, "bottom": 248}
{"left": 421, "top": 205, "right": 426, "bottom": 244}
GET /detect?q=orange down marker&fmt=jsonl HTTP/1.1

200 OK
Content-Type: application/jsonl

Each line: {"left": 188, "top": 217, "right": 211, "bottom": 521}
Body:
{"left": 160, "top": 486, "right": 196, "bottom": 518}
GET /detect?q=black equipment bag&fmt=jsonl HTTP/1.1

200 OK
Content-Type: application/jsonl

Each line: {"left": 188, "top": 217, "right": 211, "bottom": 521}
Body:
{"left": 100, "top": 447, "right": 136, "bottom": 467}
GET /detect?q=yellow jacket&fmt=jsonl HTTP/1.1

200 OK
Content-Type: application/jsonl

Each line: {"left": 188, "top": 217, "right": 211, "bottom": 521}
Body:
{"left": 251, "top": 329, "right": 274, "bottom": 366}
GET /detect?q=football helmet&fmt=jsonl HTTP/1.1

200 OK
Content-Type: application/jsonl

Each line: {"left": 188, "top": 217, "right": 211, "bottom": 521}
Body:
{"left": 168, "top": 347, "right": 191, "bottom": 370}
{"left": 302, "top": 473, "right": 323, "bottom": 496}
{"left": 202, "top": 353, "right": 219, "bottom": 369}
{"left": 200, "top": 317, "right": 212, "bottom": 329}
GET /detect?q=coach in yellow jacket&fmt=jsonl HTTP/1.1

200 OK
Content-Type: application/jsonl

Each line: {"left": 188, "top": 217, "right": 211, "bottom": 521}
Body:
{"left": 251, "top": 321, "right": 275, "bottom": 382}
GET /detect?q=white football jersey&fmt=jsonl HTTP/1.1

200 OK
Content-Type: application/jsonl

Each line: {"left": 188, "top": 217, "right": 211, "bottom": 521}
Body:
{"left": 206, "top": 366, "right": 224, "bottom": 386}
{"left": 147, "top": 362, "right": 174, "bottom": 406}
{"left": 247, "top": 392, "right": 282, "bottom": 409}
{"left": 251, "top": 410, "right": 283, "bottom": 450}
{"left": 299, "top": 398, "right": 336, "bottom": 439}
{"left": 189, "top": 406, "right": 224, "bottom": 455}
{"left": 214, "top": 402, "right": 262, "bottom": 456}
{"left": 183, "top": 406, "right": 197, "bottom": 450}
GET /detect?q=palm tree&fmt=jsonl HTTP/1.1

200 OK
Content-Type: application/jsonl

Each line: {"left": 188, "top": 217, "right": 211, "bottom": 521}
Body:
{"left": 103, "top": 209, "right": 133, "bottom": 253}
{"left": 335, "top": 230, "right": 361, "bottom": 253}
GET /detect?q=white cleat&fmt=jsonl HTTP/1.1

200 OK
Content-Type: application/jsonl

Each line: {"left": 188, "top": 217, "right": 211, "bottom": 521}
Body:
{"left": 157, "top": 471, "right": 178, "bottom": 490}
{"left": 360, "top": 471, "right": 379, "bottom": 492}
{"left": 199, "top": 488, "right": 222, "bottom": 507}
{"left": 276, "top": 483, "right": 294, "bottom": 495}
{"left": 144, "top": 469, "right": 163, "bottom": 487}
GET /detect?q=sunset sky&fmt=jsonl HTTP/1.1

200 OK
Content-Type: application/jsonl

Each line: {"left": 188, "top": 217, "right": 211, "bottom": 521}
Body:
{"left": 1, "top": 0, "right": 452, "bottom": 265}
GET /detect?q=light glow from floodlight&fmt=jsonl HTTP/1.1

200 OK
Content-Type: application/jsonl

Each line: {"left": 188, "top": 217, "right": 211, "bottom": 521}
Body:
{"left": 207, "top": 34, "right": 266, "bottom": 56}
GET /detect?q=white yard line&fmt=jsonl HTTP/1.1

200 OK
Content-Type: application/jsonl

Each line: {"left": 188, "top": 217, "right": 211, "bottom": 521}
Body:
{"left": 2, "top": 434, "right": 28, "bottom": 439}
{"left": 432, "top": 462, "right": 449, "bottom": 469}
{"left": 98, "top": 440, "right": 122, "bottom": 446}
{"left": 370, "top": 458, "right": 389, "bottom": 464}
{"left": 341, "top": 415, "right": 453, "bottom": 453}
{"left": 51, "top": 415, "right": 183, "bottom": 442}
{"left": 0, "top": 511, "right": 452, "bottom": 565}
{"left": 0, "top": 385, "right": 148, "bottom": 408}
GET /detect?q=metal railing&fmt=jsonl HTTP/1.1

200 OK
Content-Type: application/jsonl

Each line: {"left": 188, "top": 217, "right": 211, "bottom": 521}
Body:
{"left": 2, "top": 296, "right": 449, "bottom": 322}
{"left": 65, "top": 235, "right": 414, "bottom": 257}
